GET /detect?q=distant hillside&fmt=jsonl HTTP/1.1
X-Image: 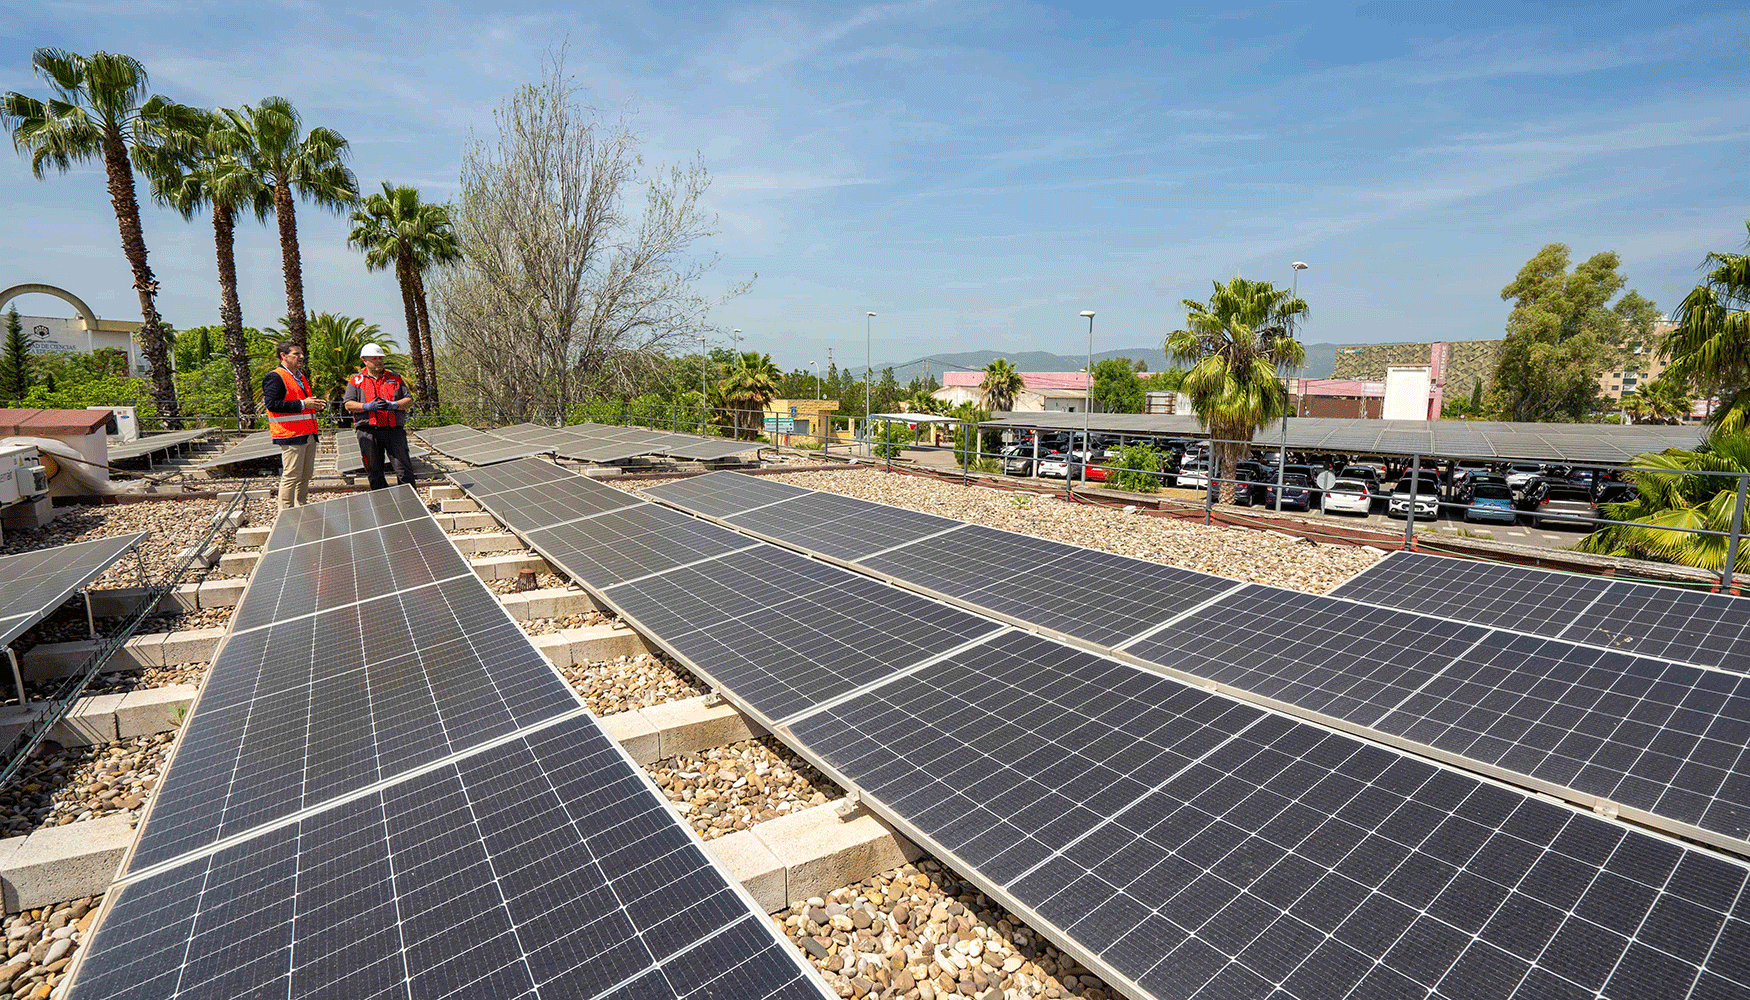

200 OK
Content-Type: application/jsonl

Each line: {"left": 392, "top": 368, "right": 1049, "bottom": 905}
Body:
{"left": 867, "top": 343, "right": 1341, "bottom": 383}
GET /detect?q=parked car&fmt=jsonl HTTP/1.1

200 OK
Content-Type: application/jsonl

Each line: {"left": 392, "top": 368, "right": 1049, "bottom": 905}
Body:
{"left": 1337, "top": 465, "right": 1385, "bottom": 498}
{"left": 1526, "top": 480, "right": 1594, "bottom": 528}
{"left": 1037, "top": 451, "right": 1071, "bottom": 479}
{"left": 1505, "top": 463, "right": 1545, "bottom": 489}
{"left": 1455, "top": 472, "right": 1510, "bottom": 504}
{"left": 1263, "top": 473, "right": 1315, "bottom": 511}
{"left": 1388, "top": 474, "right": 1442, "bottom": 520}
{"left": 1177, "top": 460, "right": 1209, "bottom": 490}
{"left": 1068, "top": 450, "right": 1109, "bottom": 482}
{"left": 1229, "top": 461, "right": 1267, "bottom": 506}
{"left": 1463, "top": 482, "right": 1519, "bottom": 523}
{"left": 1322, "top": 478, "right": 1374, "bottom": 516}
{"left": 1001, "top": 445, "right": 1036, "bottom": 476}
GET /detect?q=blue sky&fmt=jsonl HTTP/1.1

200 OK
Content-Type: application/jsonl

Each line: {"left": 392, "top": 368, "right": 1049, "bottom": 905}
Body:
{"left": 2, "top": 1, "right": 1747, "bottom": 373}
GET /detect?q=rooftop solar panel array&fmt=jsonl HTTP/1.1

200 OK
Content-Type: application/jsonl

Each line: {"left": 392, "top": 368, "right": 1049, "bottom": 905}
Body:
{"left": 412, "top": 423, "right": 551, "bottom": 466}
{"left": 333, "top": 440, "right": 429, "bottom": 475}
{"left": 458, "top": 469, "right": 1750, "bottom": 1000}
{"left": 70, "top": 485, "right": 828, "bottom": 999}
{"left": 0, "top": 532, "right": 146, "bottom": 648}
{"left": 644, "top": 472, "right": 1750, "bottom": 855}
{"left": 1334, "top": 551, "right": 1750, "bottom": 672}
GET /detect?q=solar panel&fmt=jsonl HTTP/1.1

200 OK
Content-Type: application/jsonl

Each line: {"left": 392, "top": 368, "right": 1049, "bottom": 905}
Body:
{"left": 789, "top": 629, "right": 1750, "bottom": 1000}
{"left": 334, "top": 440, "right": 429, "bottom": 475}
{"left": 1126, "top": 584, "right": 1750, "bottom": 853}
{"left": 663, "top": 438, "right": 760, "bottom": 461}
{"left": 77, "top": 713, "right": 829, "bottom": 1000}
{"left": 523, "top": 504, "right": 755, "bottom": 589}
{"left": 414, "top": 424, "right": 550, "bottom": 466}
{"left": 722, "top": 490, "right": 964, "bottom": 562}
{"left": 232, "top": 513, "right": 475, "bottom": 630}
{"left": 107, "top": 428, "right": 208, "bottom": 463}
{"left": 474, "top": 477, "right": 645, "bottom": 534}
{"left": 645, "top": 471, "right": 812, "bottom": 519}
{"left": 447, "top": 456, "right": 578, "bottom": 497}
{"left": 604, "top": 545, "right": 1003, "bottom": 720}
{"left": 132, "top": 574, "right": 580, "bottom": 869}
{"left": 0, "top": 532, "right": 146, "bottom": 647}
{"left": 1335, "top": 552, "right": 1750, "bottom": 673}
{"left": 196, "top": 432, "right": 280, "bottom": 470}
{"left": 260, "top": 480, "right": 432, "bottom": 551}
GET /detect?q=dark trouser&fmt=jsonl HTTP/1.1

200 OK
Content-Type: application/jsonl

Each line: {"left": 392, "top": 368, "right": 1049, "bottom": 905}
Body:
{"left": 356, "top": 424, "right": 415, "bottom": 490}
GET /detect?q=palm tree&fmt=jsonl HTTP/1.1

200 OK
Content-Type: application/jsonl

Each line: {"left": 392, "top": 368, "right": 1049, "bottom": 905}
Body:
{"left": 141, "top": 109, "right": 273, "bottom": 426}
{"left": 270, "top": 313, "right": 399, "bottom": 404}
{"left": 224, "top": 97, "right": 358, "bottom": 353}
{"left": 1637, "top": 374, "right": 1694, "bottom": 425}
{"left": 2, "top": 49, "right": 204, "bottom": 420}
{"left": 718, "top": 351, "right": 782, "bottom": 438}
{"left": 408, "top": 200, "right": 459, "bottom": 398}
{"left": 348, "top": 183, "right": 430, "bottom": 400}
{"left": 979, "top": 358, "right": 1025, "bottom": 412}
{"left": 1663, "top": 222, "right": 1750, "bottom": 433}
{"left": 1621, "top": 392, "right": 1651, "bottom": 424}
{"left": 1578, "top": 430, "right": 1750, "bottom": 574}
{"left": 1166, "top": 276, "right": 1307, "bottom": 501}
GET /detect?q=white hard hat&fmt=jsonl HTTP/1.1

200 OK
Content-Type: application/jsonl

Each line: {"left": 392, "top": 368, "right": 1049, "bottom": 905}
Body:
{"left": 360, "top": 344, "right": 386, "bottom": 357}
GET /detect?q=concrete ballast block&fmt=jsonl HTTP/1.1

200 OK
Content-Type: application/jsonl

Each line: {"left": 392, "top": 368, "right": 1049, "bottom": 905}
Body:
{"left": 217, "top": 551, "right": 259, "bottom": 576}
{"left": 434, "top": 512, "right": 499, "bottom": 531}
{"left": 706, "top": 830, "right": 789, "bottom": 913}
{"left": 429, "top": 485, "right": 464, "bottom": 500}
{"left": 0, "top": 814, "right": 134, "bottom": 912}
{"left": 598, "top": 710, "right": 661, "bottom": 764}
{"left": 750, "top": 799, "right": 920, "bottom": 908}
{"left": 160, "top": 627, "right": 225, "bottom": 665}
{"left": 115, "top": 684, "right": 197, "bottom": 739}
{"left": 470, "top": 553, "right": 549, "bottom": 581}
{"left": 448, "top": 532, "right": 522, "bottom": 556}
{"left": 641, "top": 697, "right": 766, "bottom": 759}
{"left": 439, "top": 498, "right": 479, "bottom": 513}
{"left": 233, "top": 526, "right": 271, "bottom": 547}
{"left": 197, "top": 578, "right": 246, "bottom": 608}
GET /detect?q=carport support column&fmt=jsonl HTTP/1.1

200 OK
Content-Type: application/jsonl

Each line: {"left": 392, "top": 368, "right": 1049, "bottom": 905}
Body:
{"left": 1031, "top": 429, "right": 1039, "bottom": 479}
{"left": 1404, "top": 456, "right": 1420, "bottom": 552}
{"left": 1724, "top": 474, "right": 1747, "bottom": 593}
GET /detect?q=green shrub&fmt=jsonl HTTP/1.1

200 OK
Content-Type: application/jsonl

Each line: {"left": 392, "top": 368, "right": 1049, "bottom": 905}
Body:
{"left": 1108, "top": 443, "right": 1164, "bottom": 493}
{"left": 872, "top": 420, "right": 913, "bottom": 458}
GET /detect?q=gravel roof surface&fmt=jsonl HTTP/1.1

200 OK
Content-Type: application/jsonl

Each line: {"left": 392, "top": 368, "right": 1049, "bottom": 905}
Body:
{"left": 741, "top": 469, "right": 1387, "bottom": 594}
{"left": 2, "top": 895, "right": 99, "bottom": 995}
{"left": 648, "top": 737, "right": 839, "bottom": 840}
{"left": 780, "top": 859, "right": 1117, "bottom": 1000}
{"left": 560, "top": 652, "right": 703, "bottom": 716}
{"left": 0, "top": 733, "right": 173, "bottom": 839}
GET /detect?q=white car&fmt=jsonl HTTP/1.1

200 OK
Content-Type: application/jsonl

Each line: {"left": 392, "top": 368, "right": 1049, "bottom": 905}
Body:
{"left": 1037, "top": 452, "right": 1071, "bottom": 479}
{"left": 1505, "top": 463, "right": 1544, "bottom": 489}
{"left": 1388, "top": 478, "right": 1441, "bottom": 520}
{"left": 1322, "top": 478, "right": 1374, "bottom": 516}
{"left": 1177, "top": 460, "right": 1209, "bottom": 489}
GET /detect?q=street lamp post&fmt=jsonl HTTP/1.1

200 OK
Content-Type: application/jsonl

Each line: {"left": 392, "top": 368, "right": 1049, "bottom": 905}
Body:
{"left": 865, "top": 311, "right": 876, "bottom": 457}
{"left": 1274, "top": 262, "right": 1309, "bottom": 511}
{"left": 1080, "top": 310, "right": 1095, "bottom": 486}
{"left": 811, "top": 360, "right": 820, "bottom": 399}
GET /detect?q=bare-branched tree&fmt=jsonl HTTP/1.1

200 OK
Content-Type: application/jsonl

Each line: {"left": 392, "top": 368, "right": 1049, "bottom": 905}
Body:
{"left": 433, "top": 50, "right": 746, "bottom": 423}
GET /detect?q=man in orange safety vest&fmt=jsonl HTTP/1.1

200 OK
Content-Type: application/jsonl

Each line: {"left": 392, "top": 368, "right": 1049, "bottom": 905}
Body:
{"left": 262, "top": 340, "right": 327, "bottom": 512}
{"left": 343, "top": 343, "right": 416, "bottom": 490}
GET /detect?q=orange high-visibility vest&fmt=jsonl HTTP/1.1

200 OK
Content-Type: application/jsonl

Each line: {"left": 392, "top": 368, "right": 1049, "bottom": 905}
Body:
{"left": 350, "top": 369, "right": 406, "bottom": 428}
{"left": 267, "top": 366, "right": 320, "bottom": 440}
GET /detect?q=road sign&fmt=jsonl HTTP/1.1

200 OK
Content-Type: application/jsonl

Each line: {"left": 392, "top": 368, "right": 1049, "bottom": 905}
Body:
{"left": 764, "top": 416, "right": 794, "bottom": 434}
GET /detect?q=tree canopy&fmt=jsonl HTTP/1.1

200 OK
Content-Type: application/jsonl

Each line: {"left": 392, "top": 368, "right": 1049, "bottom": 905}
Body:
{"left": 1662, "top": 221, "right": 1750, "bottom": 433}
{"left": 1487, "top": 243, "right": 1651, "bottom": 422}
{"left": 1090, "top": 358, "right": 1145, "bottom": 413}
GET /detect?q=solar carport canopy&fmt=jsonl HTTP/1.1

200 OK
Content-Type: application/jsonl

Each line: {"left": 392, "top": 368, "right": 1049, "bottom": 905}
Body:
{"left": 981, "top": 413, "right": 1703, "bottom": 464}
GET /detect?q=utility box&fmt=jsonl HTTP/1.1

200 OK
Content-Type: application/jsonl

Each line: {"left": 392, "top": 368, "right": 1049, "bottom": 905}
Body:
{"left": 0, "top": 445, "right": 48, "bottom": 506}
{"left": 1383, "top": 366, "right": 1433, "bottom": 421}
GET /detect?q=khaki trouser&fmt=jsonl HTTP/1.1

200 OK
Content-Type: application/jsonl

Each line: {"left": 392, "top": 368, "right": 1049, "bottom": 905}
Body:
{"left": 278, "top": 439, "right": 317, "bottom": 511}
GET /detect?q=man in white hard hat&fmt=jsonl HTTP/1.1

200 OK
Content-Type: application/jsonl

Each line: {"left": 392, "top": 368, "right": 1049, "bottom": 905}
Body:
{"left": 343, "top": 343, "right": 416, "bottom": 490}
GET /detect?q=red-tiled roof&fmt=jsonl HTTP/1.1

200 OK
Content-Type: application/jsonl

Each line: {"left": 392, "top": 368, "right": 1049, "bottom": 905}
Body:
{"left": 941, "top": 371, "right": 1091, "bottom": 390}
{"left": 0, "top": 407, "right": 113, "bottom": 436}
{"left": 1294, "top": 379, "right": 1386, "bottom": 398}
